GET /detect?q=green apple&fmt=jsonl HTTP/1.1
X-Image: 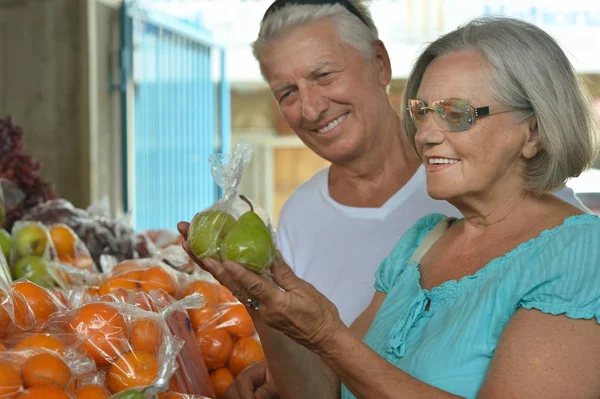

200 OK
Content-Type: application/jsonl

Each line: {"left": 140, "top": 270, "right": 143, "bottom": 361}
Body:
{"left": 14, "top": 223, "right": 49, "bottom": 258}
{"left": 11, "top": 255, "right": 54, "bottom": 288}
{"left": 0, "top": 228, "right": 11, "bottom": 262}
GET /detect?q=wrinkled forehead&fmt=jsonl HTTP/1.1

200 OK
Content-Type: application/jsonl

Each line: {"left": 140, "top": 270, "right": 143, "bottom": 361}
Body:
{"left": 417, "top": 50, "right": 494, "bottom": 106}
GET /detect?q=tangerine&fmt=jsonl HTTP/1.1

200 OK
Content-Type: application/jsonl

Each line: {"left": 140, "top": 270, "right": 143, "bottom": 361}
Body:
{"left": 218, "top": 305, "right": 255, "bottom": 339}
{"left": 106, "top": 350, "right": 158, "bottom": 394}
{"left": 0, "top": 289, "right": 13, "bottom": 337}
{"left": 12, "top": 281, "right": 58, "bottom": 328}
{"left": 210, "top": 367, "right": 234, "bottom": 398}
{"left": 15, "top": 386, "right": 70, "bottom": 399}
{"left": 13, "top": 334, "right": 67, "bottom": 355}
{"left": 98, "top": 277, "right": 138, "bottom": 296}
{"left": 228, "top": 337, "right": 265, "bottom": 377}
{"left": 0, "top": 361, "right": 22, "bottom": 397}
{"left": 189, "top": 306, "right": 219, "bottom": 331}
{"left": 49, "top": 225, "right": 77, "bottom": 258}
{"left": 67, "top": 303, "right": 128, "bottom": 366}
{"left": 183, "top": 280, "right": 220, "bottom": 305}
{"left": 21, "top": 352, "right": 71, "bottom": 388}
{"left": 196, "top": 328, "right": 234, "bottom": 370}
{"left": 74, "top": 385, "right": 110, "bottom": 399}
{"left": 140, "top": 267, "right": 177, "bottom": 296}
{"left": 130, "top": 319, "right": 163, "bottom": 354}
{"left": 218, "top": 285, "right": 237, "bottom": 303}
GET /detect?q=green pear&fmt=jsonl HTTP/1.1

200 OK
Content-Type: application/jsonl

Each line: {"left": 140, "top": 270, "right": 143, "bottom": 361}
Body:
{"left": 0, "top": 228, "right": 11, "bottom": 261}
{"left": 188, "top": 209, "right": 236, "bottom": 260}
{"left": 14, "top": 223, "right": 49, "bottom": 258}
{"left": 221, "top": 196, "right": 276, "bottom": 274}
{"left": 11, "top": 255, "right": 54, "bottom": 288}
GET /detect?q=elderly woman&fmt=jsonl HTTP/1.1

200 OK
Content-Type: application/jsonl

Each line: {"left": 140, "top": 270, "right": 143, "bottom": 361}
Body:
{"left": 180, "top": 16, "right": 600, "bottom": 399}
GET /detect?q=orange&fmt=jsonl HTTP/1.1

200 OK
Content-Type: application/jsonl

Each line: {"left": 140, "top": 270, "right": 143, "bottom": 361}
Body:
{"left": 140, "top": 267, "right": 177, "bottom": 296}
{"left": 218, "top": 305, "right": 255, "bottom": 339}
{"left": 50, "top": 290, "right": 68, "bottom": 307}
{"left": 0, "top": 342, "right": 6, "bottom": 351}
{"left": 67, "top": 303, "right": 129, "bottom": 367}
{"left": 15, "top": 386, "right": 70, "bottom": 399}
{"left": 112, "top": 261, "right": 144, "bottom": 281}
{"left": 228, "top": 337, "right": 265, "bottom": 377}
{"left": 106, "top": 350, "right": 158, "bottom": 394}
{"left": 12, "top": 292, "right": 34, "bottom": 332}
{"left": 12, "top": 281, "right": 59, "bottom": 328}
{"left": 130, "top": 319, "right": 163, "bottom": 354}
{"left": 13, "top": 334, "right": 67, "bottom": 355}
{"left": 74, "top": 385, "right": 110, "bottom": 399}
{"left": 218, "top": 285, "right": 237, "bottom": 303}
{"left": 210, "top": 367, "right": 234, "bottom": 398}
{"left": 183, "top": 280, "right": 220, "bottom": 305}
{"left": 189, "top": 306, "right": 219, "bottom": 331}
{"left": 21, "top": 352, "right": 72, "bottom": 388}
{"left": 49, "top": 225, "right": 77, "bottom": 258}
{"left": 0, "top": 361, "right": 22, "bottom": 397}
{"left": 0, "top": 289, "right": 14, "bottom": 337}
{"left": 98, "top": 277, "right": 138, "bottom": 296}
{"left": 58, "top": 254, "right": 94, "bottom": 273}
{"left": 196, "top": 328, "right": 234, "bottom": 370}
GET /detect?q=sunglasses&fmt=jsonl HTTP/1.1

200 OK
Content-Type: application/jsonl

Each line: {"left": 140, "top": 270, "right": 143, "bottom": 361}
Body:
{"left": 407, "top": 99, "right": 524, "bottom": 132}
{"left": 262, "top": 0, "right": 370, "bottom": 28}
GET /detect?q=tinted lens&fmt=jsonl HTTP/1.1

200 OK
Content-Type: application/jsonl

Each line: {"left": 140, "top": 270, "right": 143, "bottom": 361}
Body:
{"left": 434, "top": 99, "right": 475, "bottom": 132}
{"left": 408, "top": 99, "right": 427, "bottom": 128}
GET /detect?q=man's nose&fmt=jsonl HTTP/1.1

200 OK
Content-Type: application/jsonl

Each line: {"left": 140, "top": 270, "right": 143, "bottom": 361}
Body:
{"left": 300, "top": 85, "right": 328, "bottom": 121}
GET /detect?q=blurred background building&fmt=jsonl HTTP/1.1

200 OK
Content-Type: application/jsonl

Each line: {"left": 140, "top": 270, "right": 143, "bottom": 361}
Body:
{"left": 1, "top": 0, "right": 599, "bottom": 230}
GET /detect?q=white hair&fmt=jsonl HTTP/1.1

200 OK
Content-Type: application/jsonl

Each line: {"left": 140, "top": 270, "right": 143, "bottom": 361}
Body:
{"left": 402, "top": 16, "right": 600, "bottom": 194}
{"left": 252, "top": 1, "right": 379, "bottom": 74}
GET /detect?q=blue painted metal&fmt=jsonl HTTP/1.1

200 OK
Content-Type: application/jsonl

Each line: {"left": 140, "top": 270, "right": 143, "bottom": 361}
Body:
{"left": 121, "top": 1, "right": 231, "bottom": 230}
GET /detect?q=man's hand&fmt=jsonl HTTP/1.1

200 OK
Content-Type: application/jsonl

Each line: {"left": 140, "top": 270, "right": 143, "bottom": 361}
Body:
{"left": 225, "top": 361, "right": 279, "bottom": 399}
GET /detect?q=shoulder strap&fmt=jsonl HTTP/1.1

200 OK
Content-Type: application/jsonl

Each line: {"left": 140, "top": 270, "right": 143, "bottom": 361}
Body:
{"left": 408, "top": 217, "right": 456, "bottom": 265}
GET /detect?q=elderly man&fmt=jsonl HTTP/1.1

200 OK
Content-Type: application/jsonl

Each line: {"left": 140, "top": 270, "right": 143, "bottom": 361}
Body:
{"left": 214, "top": 0, "right": 588, "bottom": 397}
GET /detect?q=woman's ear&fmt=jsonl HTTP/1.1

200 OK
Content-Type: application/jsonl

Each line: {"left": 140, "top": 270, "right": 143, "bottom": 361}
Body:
{"left": 522, "top": 116, "right": 542, "bottom": 159}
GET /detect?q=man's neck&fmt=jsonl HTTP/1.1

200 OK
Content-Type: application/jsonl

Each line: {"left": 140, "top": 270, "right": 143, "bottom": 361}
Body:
{"left": 328, "top": 113, "right": 422, "bottom": 208}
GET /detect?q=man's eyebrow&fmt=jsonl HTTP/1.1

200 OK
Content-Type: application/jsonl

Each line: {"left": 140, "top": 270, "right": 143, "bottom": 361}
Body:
{"left": 309, "top": 61, "right": 332, "bottom": 76}
{"left": 274, "top": 83, "right": 293, "bottom": 96}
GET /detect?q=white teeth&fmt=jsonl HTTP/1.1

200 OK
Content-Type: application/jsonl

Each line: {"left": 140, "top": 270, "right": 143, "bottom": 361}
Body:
{"left": 317, "top": 114, "right": 347, "bottom": 134}
{"left": 428, "top": 158, "right": 459, "bottom": 164}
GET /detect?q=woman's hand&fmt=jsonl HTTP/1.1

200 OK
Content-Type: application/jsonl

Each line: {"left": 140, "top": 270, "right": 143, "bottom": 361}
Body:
{"left": 177, "top": 221, "right": 345, "bottom": 353}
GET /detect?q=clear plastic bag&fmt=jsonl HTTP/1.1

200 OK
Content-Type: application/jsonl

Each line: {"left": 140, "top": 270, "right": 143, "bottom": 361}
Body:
{"left": 21, "top": 198, "right": 157, "bottom": 271}
{"left": 177, "top": 274, "right": 265, "bottom": 396}
{"left": 187, "top": 141, "right": 277, "bottom": 274}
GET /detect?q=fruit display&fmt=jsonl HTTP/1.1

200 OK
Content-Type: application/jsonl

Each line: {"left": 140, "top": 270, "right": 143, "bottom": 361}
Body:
{"left": 0, "top": 121, "right": 271, "bottom": 398}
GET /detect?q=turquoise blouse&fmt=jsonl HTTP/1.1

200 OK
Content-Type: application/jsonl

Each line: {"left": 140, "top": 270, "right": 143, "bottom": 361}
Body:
{"left": 341, "top": 213, "right": 600, "bottom": 399}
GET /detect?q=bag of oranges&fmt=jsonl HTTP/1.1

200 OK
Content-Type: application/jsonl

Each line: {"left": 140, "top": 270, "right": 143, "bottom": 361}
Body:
{"left": 177, "top": 275, "right": 266, "bottom": 398}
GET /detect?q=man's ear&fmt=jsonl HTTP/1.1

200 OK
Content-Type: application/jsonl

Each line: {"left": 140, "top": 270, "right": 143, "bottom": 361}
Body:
{"left": 522, "top": 116, "right": 542, "bottom": 159}
{"left": 373, "top": 40, "right": 392, "bottom": 87}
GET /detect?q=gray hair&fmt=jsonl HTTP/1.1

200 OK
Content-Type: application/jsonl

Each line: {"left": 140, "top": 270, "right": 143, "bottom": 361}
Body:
{"left": 402, "top": 16, "right": 600, "bottom": 194}
{"left": 252, "top": 1, "right": 379, "bottom": 72}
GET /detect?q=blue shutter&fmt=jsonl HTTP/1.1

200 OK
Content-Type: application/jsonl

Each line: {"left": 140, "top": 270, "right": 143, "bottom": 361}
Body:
{"left": 120, "top": 3, "right": 230, "bottom": 230}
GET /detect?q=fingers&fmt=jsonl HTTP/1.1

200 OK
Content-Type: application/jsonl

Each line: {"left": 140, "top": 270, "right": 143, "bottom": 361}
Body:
{"left": 177, "top": 221, "right": 190, "bottom": 239}
{"left": 270, "top": 253, "right": 303, "bottom": 292}
{"left": 225, "top": 362, "right": 268, "bottom": 399}
{"left": 255, "top": 384, "right": 280, "bottom": 399}
{"left": 221, "top": 260, "right": 281, "bottom": 308}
